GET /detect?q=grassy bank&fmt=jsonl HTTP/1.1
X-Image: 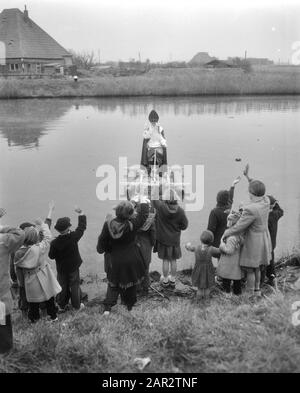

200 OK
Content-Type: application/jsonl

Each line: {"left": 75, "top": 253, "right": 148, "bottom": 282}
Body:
{"left": 1, "top": 67, "right": 300, "bottom": 98}
{"left": 1, "top": 287, "right": 300, "bottom": 373}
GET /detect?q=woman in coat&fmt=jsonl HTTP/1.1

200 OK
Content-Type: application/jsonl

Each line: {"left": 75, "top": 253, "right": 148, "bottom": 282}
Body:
{"left": 0, "top": 208, "right": 25, "bottom": 354}
{"left": 223, "top": 180, "right": 272, "bottom": 297}
{"left": 97, "top": 198, "right": 149, "bottom": 314}
{"left": 14, "top": 219, "right": 61, "bottom": 322}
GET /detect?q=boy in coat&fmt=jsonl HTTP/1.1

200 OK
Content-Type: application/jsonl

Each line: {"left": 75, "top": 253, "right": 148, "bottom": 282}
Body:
{"left": 49, "top": 207, "right": 86, "bottom": 310}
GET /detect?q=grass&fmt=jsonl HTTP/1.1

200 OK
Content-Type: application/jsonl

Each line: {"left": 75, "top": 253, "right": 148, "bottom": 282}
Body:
{"left": 0, "top": 66, "right": 300, "bottom": 98}
{"left": 1, "top": 288, "right": 300, "bottom": 373}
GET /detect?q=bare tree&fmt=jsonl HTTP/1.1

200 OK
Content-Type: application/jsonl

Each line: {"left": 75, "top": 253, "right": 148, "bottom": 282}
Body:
{"left": 69, "top": 49, "right": 96, "bottom": 70}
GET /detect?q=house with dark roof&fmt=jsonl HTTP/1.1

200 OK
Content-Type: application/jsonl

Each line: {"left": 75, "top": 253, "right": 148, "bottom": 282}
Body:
{"left": 0, "top": 7, "right": 74, "bottom": 76}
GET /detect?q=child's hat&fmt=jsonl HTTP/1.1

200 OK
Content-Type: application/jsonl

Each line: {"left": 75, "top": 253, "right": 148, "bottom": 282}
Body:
{"left": 148, "top": 110, "right": 159, "bottom": 122}
{"left": 54, "top": 217, "right": 71, "bottom": 232}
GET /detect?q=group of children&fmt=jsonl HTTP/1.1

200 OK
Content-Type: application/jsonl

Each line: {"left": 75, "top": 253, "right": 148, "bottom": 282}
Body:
{"left": 0, "top": 203, "right": 87, "bottom": 353}
{"left": 0, "top": 110, "right": 284, "bottom": 354}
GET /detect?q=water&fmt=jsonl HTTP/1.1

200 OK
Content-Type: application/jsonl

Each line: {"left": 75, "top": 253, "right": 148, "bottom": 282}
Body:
{"left": 0, "top": 96, "right": 300, "bottom": 276}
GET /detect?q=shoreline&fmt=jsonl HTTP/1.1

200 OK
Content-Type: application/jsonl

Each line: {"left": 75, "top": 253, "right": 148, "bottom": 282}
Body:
{"left": 1, "top": 67, "right": 300, "bottom": 99}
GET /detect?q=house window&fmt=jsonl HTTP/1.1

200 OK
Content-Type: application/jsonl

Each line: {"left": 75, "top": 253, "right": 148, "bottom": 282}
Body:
{"left": 9, "top": 63, "right": 19, "bottom": 71}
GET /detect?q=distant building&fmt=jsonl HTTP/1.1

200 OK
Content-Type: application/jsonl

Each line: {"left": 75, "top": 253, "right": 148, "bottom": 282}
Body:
{"left": 189, "top": 52, "right": 217, "bottom": 65}
{"left": 227, "top": 57, "right": 274, "bottom": 66}
{"left": 0, "top": 7, "right": 74, "bottom": 76}
{"left": 204, "top": 59, "right": 233, "bottom": 68}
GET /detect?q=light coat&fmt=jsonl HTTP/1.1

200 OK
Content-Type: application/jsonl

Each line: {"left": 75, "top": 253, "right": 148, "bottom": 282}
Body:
{"left": 0, "top": 227, "right": 25, "bottom": 315}
{"left": 223, "top": 195, "right": 272, "bottom": 268}
{"left": 217, "top": 235, "right": 243, "bottom": 280}
{"left": 14, "top": 223, "right": 61, "bottom": 303}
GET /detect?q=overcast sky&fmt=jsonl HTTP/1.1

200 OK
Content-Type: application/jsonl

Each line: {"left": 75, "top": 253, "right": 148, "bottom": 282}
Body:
{"left": 1, "top": 0, "right": 300, "bottom": 63}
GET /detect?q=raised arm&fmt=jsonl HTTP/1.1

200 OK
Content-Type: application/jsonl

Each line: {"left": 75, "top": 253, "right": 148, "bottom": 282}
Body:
{"left": 34, "top": 220, "right": 52, "bottom": 254}
{"left": 73, "top": 207, "right": 87, "bottom": 241}
{"left": 45, "top": 200, "right": 55, "bottom": 229}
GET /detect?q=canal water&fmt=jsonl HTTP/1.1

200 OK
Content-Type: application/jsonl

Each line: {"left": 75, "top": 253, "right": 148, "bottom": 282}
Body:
{"left": 0, "top": 96, "right": 299, "bottom": 276}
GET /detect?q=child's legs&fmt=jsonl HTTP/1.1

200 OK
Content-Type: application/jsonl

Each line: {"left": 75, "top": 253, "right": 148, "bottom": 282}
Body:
{"left": 260, "top": 265, "right": 266, "bottom": 285}
{"left": 254, "top": 268, "right": 261, "bottom": 291}
{"left": 162, "top": 259, "right": 170, "bottom": 280}
{"left": 103, "top": 284, "right": 119, "bottom": 312}
{"left": 266, "top": 251, "right": 275, "bottom": 280}
{"left": 222, "top": 278, "right": 231, "bottom": 293}
{"left": 18, "top": 286, "right": 29, "bottom": 312}
{"left": 196, "top": 289, "right": 205, "bottom": 299}
{"left": 122, "top": 285, "right": 137, "bottom": 311}
{"left": 45, "top": 297, "right": 57, "bottom": 320}
{"left": 0, "top": 315, "right": 13, "bottom": 354}
{"left": 28, "top": 303, "right": 40, "bottom": 322}
{"left": 69, "top": 269, "right": 81, "bottom": 310}
{"left": 233, "top": 280, "right": 242, "bottom": 295}
{"left": 57, "top": 271, "right": 69, "bottom": 308}
{"left": 245, "top": 269, "right": 255, "bottom": 293}
{"left": 204, "top": 288, "right": 210, "bottom": 299}
{"left": 169, "top": 260, "right": 177, "bottom": 281}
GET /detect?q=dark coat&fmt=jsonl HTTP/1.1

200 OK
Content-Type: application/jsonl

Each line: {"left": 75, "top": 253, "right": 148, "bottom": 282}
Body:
{"left": 268, "top": 203, "right": 284, "bottom": 250}
{"left": 153, "top": 200, "right": 188, "bottom": 247}
{"left": 48, "top": 215, "right": 87, "bottom": 274}
{"left": 207, "top": 186, "right": 234, "bottom": 248}
{"left": 97, "top": 203, "right": 149, "bottom": 289}
{"left": 140, "top": 138, "right": 167, "bottom": 168}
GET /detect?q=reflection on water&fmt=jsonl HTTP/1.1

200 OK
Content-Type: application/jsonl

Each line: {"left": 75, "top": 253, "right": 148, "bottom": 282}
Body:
{"left": 0, "top": 99, "right": 71, "bottom": 149}
{"left": 0, "top": 96, "right": 299, "bottom": 275}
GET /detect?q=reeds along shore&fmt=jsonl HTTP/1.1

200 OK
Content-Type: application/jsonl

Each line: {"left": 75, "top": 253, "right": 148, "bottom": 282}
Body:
{"left": 1, "top": 67, "right": 300, "bottom": 99}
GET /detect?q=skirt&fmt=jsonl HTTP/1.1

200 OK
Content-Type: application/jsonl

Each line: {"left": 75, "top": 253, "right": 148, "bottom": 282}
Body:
{"left": 157, "top": 242, "right": 182, "bottom": 260}
{"left": 192, "top": 262, "right": 215, "bottom": 290}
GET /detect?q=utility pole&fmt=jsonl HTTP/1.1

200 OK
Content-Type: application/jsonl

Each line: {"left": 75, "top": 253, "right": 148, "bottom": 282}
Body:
{"left": 244, "top": 50, "right": 247, "bottom": 60}
{"left": 98, "top": 49, "right": 100, "bottom": 65}
{"left": 138, "top": 51, "right": 141, "bottom": 62}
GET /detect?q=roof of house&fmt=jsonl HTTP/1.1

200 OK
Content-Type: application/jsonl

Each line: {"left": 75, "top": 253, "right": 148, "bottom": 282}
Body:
{"left": 204, "top": 59, "right": 232, "bottom": 67}
{"left": 0, "top": 8, "right": 71, "bottom": 59}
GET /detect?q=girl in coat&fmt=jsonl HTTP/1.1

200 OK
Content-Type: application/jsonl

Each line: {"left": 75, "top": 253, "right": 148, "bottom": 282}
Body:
{"left": 185, "top": 230, "right": 220, "bottom": 300}
{"left": 97, "top": 198, "right": 149, "bottom": 314}
{"left": 14, "top": 218, "right": 61, "bottom": 323}
{"left": 217, "top": 211, "right": 244, "bottom": 296}
{"left": 223, "top": 180, "right": 272, "bottom": 297}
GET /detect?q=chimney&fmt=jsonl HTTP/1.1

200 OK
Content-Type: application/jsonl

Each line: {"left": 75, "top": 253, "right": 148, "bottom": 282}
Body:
{"left": 24, "top": 5, "right": 29, "bottom": 21}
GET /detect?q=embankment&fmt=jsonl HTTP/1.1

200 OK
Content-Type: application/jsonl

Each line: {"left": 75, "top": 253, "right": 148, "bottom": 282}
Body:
{"left": 1, "top": 67, "right": 300, "bottom": 99}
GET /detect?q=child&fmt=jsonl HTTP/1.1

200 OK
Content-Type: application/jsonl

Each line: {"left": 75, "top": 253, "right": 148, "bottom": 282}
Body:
{"left": 217, "top": 211, "right": 244, "bottom": 296}
{"left": 14, "top": 217, "right": 61, "bottom": 323}
{"left": 207, "top": 176, "right": 241, "bottom": 248}
{"left": 135, "top": 199, "right": 156, "bottom": 295}
{"left": 97, "top": 198, "right": 149, "bottom": 314}
{"left": 15, "top": 202, "right": 55, "bottom": 317}
{"left": 0, "top": 208, "right": 25, "bottom": 353}
{"left": 185, "top": 230, "right": 220, "bottom": 300}
{"left": 266, "top": 195, "right": 284, "bottom": 286}
{"left": 153, "top": 189, "right": 188, "bottom": 289}
{"left": 140, "top": 110, "right": 167, "bottom": 174}
{"left": 49, "top": 207, "right": 87, "bottom": 311}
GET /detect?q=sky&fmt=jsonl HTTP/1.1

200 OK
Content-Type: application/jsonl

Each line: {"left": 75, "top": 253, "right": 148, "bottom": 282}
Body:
{"left": 1, "top": 0, "right": 300, "bottom": 63}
